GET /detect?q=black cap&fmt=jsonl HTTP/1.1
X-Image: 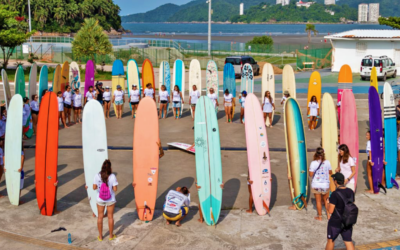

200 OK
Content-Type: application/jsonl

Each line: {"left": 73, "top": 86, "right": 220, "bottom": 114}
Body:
{"left": 331, "top": 172, "right": 345, "bottom": 184}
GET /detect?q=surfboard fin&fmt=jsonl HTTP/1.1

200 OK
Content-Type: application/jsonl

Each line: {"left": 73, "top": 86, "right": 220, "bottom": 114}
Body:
{"left": 210, "top": 208, "right": 216, "bottom": 228}
{"left": 391, "top": 178, "right": 399, "bottom": 190}
{"left": 378, "top": 182, "right": 387, "bottom": 194}
{"left": 263, "top": 200, "right": 271, "bottom": 216}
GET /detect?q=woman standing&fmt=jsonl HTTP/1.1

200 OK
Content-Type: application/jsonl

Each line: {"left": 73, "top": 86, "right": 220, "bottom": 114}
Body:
{"left": 308, "top": 95, "right": 319, "bottom": 131}
{"left": 103, "top": 86, "right": 111, "bottom": 119}
{"left": 189, "top": 85, "right": 200, "bottom": 121}
{"left": 336, "top": 144, "right": 356, "bottom": 192}
{"left": 96, "top": 82, "right": 104, "bottom": 106}
{"left": 63, "top": 85, "right": 72, "bottom": 125}
{"left": 30, "top": 95, "right": 39, "bottom": 135}
{"left": 158, "top": 85, "right": 170, "bottom": 119}
{"left": 263, "top": 91, "right": 275, "bottom": 128}
{"left": 93, "top": 159, "right": 118, "bottom": 241}
{"left": 207, "top": 88, "right": 219, "bottom": 110}
{"left": 57, "top": 91, "right": 68, "bottom": 128}
{"left": 281, "top": 91, "right": 290, "bottom": 105}
{"left": 172, "top": 85, "right": 184, "bottom": 120}
{"left": 143, "top": 83, "right": 155, "bottom": 102}
{"left": 223, "top": 89, "right": 233, "bottom": 123}
{"left": 112, "top": 85, "right": 125, "bottom": 119}
{"left": 129, "top": 85, "right": 140, "bottom": 119}
{"left": 239, "top": 91, "right": 247, "bottom": 124}
{"left": 22, "top": 97, "right": 30, "bottom": 139}
{"left": 309, "top": 147, "right": 332, "bottom": 221}
{"left": 72, "top": 88, "right": 82, "bottom": 123}
{"left": 85, "top": 86, "right": 96, "bottom": 105}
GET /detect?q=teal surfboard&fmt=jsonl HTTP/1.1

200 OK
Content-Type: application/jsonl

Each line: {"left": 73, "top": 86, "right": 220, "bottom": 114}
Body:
{"left": 223, "top": 63, "right": 236, "bottom": 121}
{"left": 5, "top": 94, "right": 23, "bottom": 205}
{"left": 194, "top": 96, "right": 223, "bottom": 226}
{"left": 15, "top": 65, "right": 25, "bottom": 98}
{"left": 38, "top": 65, "right": 48, "bottom": 103}
{"left": 160, "top": 61, "right": 171, "bottom": 118}
{"left": 173, "top": 59, "right": 185, "bottom": 118}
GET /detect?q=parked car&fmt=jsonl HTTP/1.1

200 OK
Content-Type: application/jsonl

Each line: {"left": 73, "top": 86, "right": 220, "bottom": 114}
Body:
{"left": 360, "top": 55, "right": 397, "bottom": 81}
{"left": 225, "top": 56, "right": 260, "bottom": 78}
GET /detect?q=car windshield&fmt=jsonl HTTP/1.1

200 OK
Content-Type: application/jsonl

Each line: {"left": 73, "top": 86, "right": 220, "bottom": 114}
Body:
{"left": 362, "top": 59, "right": 381, "bottom": 67}
{"left": 225, "top": 58, "right": 241, "bottom": 65}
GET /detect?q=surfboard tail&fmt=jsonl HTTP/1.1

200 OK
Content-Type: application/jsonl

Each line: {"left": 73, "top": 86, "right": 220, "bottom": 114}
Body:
{"left": 263, "top": 200, "right": 271, "bottom": 216}
{"left": 378, "top": 183, "right": 387, "bottom": 194}
{"left": 391, "top": 178, "right": 399, "bottom": 190}
{"left": 210, "top": 207, "right": 216, "bottom": 228}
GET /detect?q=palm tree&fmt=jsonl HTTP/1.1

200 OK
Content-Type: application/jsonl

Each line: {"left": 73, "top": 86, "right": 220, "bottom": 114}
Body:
{"left": 305, "top": 24, "right": 318, "bottom": 44}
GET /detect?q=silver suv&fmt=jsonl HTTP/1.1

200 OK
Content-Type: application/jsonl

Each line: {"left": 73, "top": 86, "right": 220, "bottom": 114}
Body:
{"left": 225, "top": 56, "right": 260, "bottom": 78}
{"left": 360, "top": 55, "right": 397, "bottom": 81}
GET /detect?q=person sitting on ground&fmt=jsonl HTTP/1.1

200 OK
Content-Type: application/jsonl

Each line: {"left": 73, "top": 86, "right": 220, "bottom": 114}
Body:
{"left": 162, "top": 186, "right": 190, "bottom": 227}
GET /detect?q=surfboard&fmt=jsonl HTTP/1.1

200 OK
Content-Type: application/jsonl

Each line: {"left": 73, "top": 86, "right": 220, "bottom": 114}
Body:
{"left": 245, "top": 93, "right": 271, "bottom": 216}
{"left": 35, "top": 92, "right": 58, "bottom": 215}
{"left": 142, "top": 58, "right": 155, "bottom": 95}
{"left": 223, "top": 63, "right": 236, "bottom": 121}
{"left": 206, "top": 60, "right": 219, "bottom": 113}
{"left": 133, "top": 97, "right": 159, "bottom": 221}
{"left": 127, "top": 59, "right": 141, "bottom": 114}
{"left": 284, "top": 97, "right": 308, "bottom": 210}
{"left": 15, "top": 65, "right": 25, "bottom": 97}
{"left": 369, "top": 86, "right": 385, "bottom": 193}
{"left": 307, "top": 71, "right": 321, "bottom": 126}
{"left": 173, "top": 59, "right": 185, "bottom": 117}
{"left": 282, "top": 65, "right": 296, "bottom": 99}
{"left": 61, "top": 61, "right": 69, "bottom": 92}
{"left": 5, "top": 94, "right": 23, "bottom": 206}
{"left": 13, "top": 66, "right": 19, "bottom": 96}
{"left": 370, "top": 67, "right": 378, "bottom": 92}
{"left": 338, "top": 65, "right": 352, "bottom": 122}
{"left": 241, "top": 63, "right": 254, "bottom": 93}
{"left": 383, "top": 82, "right": 398, "bottom": 189}
{"left": 322, "top": 93, "right": 339, "bottom": 193}
{"left": 167, "top": 142, "right": 195, "bottom": 154}
{"left": 84, "top": 60, "right": 95, "bottom": 97}
{"left": 1, "top": 69, "right": 11, "bottom": 109}
{"left": 82, "top": 100, "right": 108, "bottom": 216}
{"left": 38, "top": 65, "right": 48, "bottom": 103}
{"left": 340, "top": 89, "right": 359, "bottom": 191}
{"left": 29, "top": 63, "right": 37, "bottom": 98}
{"left": 159, "top": 61, "right": 171, "bottom": 118}
{"left": 69, "top": 61, "right": 80, "bottom": 93}
{"left": 262, "top": 63, "right": 275, "bottom": 126}
{"left": 189, "top": 59, "right": 202, "bottom": 118}
{"left": 52, "top": 65, "right": 61, "bottom": 94}
{"left": 112, "top": 60, "right": 125, "bottom": 113}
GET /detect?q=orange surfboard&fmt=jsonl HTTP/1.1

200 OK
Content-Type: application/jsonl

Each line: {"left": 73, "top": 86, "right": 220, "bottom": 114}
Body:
{"left": 142, "top": 59, "right": 155, "bottom": 93}
{"left": 35, "top": 92, "right": 59, "bottom": 216}
{"left": 133, "top": 97, "right": 159, "bottom": 221}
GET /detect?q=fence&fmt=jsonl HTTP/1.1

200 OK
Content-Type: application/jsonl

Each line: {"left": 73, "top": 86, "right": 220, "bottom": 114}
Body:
{"left": 296, "top": 48, "right": 332, "bottom": 70}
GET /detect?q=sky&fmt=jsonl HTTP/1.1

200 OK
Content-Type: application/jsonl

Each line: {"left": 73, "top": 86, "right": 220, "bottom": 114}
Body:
{"left": 115, "top": 0, "right": 193, "bottom": 16}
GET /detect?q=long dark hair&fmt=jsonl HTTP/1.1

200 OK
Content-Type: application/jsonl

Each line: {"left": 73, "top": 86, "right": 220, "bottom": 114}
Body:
{"left": 265, "top": 91, "right": 272, "bottom": 104}
{"left": 313, "top": 147, "right": 326, "bottom": 162}
{"left": 338, "top": 144, "right": 351, "bottom": 164}
{"left": 310, "top": 95, "right": 317, "bottom": 104}
{"left": 100, "top": 160, "right": 112, "bottom": 186}
{"left": 174, "top": 85, "right": 180, "bottom": 94}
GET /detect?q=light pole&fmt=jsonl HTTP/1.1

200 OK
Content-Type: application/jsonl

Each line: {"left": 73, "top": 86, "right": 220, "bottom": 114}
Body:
{"left": 28, "top": 0, "right": 32, "bottom": 42}
{"left": 206, "top": 0, "right": 211, "bottom": 56}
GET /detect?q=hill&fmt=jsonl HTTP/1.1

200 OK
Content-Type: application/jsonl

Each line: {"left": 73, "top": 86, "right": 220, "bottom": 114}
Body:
{"left": 121, "top": 3, "right": 181, "bottom": 23}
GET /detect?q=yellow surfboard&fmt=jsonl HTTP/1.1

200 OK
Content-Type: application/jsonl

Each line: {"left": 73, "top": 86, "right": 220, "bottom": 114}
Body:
{"left": 370, "top": 66, "right": 378, "bottom": 92}
{"left": 282, "top": 65, "right": 296, "bottom": 99}
{"left": 61, "top": 61, "right": 69, "bottom": 92}
{"left": 52, "top": 65, "right": 61, "bottom": 94}
{"left": 307, "top": 71, "right": 321, "bottom": 126}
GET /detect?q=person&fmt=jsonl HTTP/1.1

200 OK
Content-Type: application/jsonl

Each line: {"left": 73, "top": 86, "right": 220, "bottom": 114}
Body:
{"left": 396, "top": 99, "right": 400, "bottom": 132}
{"left": 41, "top": 89, "right": 48, "bottom": 99}
{"left": 309, "top": 147, "right": 332, "bottom": 221}
{"left": 336, "top": 144, "right": 356, "bottom": 192}
{"left": 398, "top": 135, "right": 400, "bottom": 180}
{"left": 63, "top": 85, "right": 72, "bottom": 125}
{"left": 207, "top": 88, "right": 219, "bottom": 111}
{"left": 239, "top": 91, "right": 247, "bottom": 124}
{"left": 112, "top": 85, "right": 125, "bottom": 119}
{"left": 158, "top": 85, "right": 170, "bottom": 119}
{"left": 129, "top": 85, "right": 140, "bottom": 119}
{"left": 72, "top": 88, "right": 82, "bottom": 123}
{"left": 30, "top": 95, "right": 39, "bottom": 135}
{"left": 103, "top": 86, "right": 111, "bottom": 119}
{"left": 0, "top": 140, "right": 3, "bottom": 197}
{"left": 57, "top": 91, "right": 68, "bottom": 128}
{"left": 143, "top": 83, "right": 155, "bottom": 102}
{"left": 22, "top": 97, "right": 31, "bottom": 139}
{"left": 85, "top": 86, "right": 96, "bottom": 105}
{"left": 92, "top": 159, "right": 118, "bottom": 241}
{"left": 196, "top": 181, "right": 224, "bottom": 223}
{"left": 172, "top": 85, "right": 184, "bottom": 119}
{"left": 95, "top": 82, "right": 104, "bottom": 106}
{"left": 0, "top": 107, "right": 6, "bottom": 140}
{"left": 263, "top": 91, "right": 275, "bottom": 128}
{"left": 326, "top": 172, "right": 355, "bottom": 250}
{"left": 223, "top": 89, "right": 234, "bottom": 123}
{"left": 162, "top": 187, "right": 190, "bottom": 227}
{"left": 365, "top": 131, "right": 373, "bottom": 193}
{"left": 281, "top": 91, "right": 290, "bottom": 105}
{"left": 4, "top": 144, "right": 25, "bottom": 204}
{"left": 189, "top": 85, "right": 200, "bottom": 121}
{"left": 308, "top": 95, "right": 319, "bottom": 130}
{"left": 246, "top": 172, "right": 272, "bottom": 214}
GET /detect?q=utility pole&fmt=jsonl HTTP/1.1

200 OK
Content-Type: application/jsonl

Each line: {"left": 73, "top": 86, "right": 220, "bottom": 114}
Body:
{"left": 28, "top": 0, "right": 32, "bottom": 42}
{"left": 207, "top": 0, "right": 212, "bottom": 56}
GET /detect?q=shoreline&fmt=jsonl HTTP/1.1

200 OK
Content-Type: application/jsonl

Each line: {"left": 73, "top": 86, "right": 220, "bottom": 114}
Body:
{"left": 122, "top": 21, "right": 364, "bottom": 25}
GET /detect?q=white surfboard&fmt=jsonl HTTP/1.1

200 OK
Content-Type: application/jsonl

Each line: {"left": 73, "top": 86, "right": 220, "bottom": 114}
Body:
{"left": 5, "top": 94, "right": 23, "bottom": 205}
{"left": 69, "top": 61, "right": 81, "bottom": 92}
{"left": 1, "top": 69, "right": 11, "bottom": 109}
{"left": 189, "top": 59, "right": 202, "bottom": 117}
{"left": 159, "top": 61, "right": 171, "bottom": 117}
{"left": 262, "top": 63, "right": 275, "bottom": 126}
{"left": 168, "top": 142, "right": 195, "bottom": 154}
{"left": 82, "top": 100, "right": 108, "bottom": 217}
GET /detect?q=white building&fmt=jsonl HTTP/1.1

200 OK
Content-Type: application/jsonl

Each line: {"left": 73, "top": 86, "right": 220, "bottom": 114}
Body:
{"left": 240, "top": 3, "right": 244, "bottom": 15}
{"left": 276, "top": 0, "right": 281, "bottom": 4}
{"left": 368, "top": 3, "right": 379, "bottom": 22}
{"left": 296, "top": 1, "right": 314, "bottom": 8}
{"left": 358, "top": 4, "right": 368, "bottom": 22}
{"left": 324, "top": 30, "right": 400, "bottom": 73}
{"left": 282, "top": 0, "right": 289, "bottom": 6}
{"left": 325, "top": 0, "right": 335, "bottom": 5}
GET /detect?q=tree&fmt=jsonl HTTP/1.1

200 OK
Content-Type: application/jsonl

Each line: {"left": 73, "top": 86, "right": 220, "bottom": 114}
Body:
{"left": 305, "top": 24, "right": 318, "bottom": 43}
{"left": 0, "top": 6, "right": 35, "bottom": 69}
{"left": 379, "top": 17, "right": 400, "bottom": 29}
{"left": 72, "top": 18, "right": 112, "bottom": 71}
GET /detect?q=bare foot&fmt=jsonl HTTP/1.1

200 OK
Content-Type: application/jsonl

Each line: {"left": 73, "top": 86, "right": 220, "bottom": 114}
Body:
{"left": 245, "top": 209, "right": 252, "bottom": 214}
{"left": 166, "top": 220, "right": 170, "bottom": 225}
{"left": 176, "top": 221, "right": 182, "bottom": 227}
{"left": 19, "top": 201, "right": 25, "bottom": 205}
{"left": 288, "top": 205, "right": 297, "bottom": 210}
{"left": 92, "top": 213, "right": 96, "bottom": 217}
{"left": 314, "top": 216, "right": 322, "bottom": 221}
{"left": 365, "top": 189, "right": 374, "bottom": 194}
{"left": 65, "top": 126, "right": 69, "bottom": 128}
{"left": 197, "top": 218, "right": 203, "bottom": 223}
{"left": 0, "top": 195, "right": 5, "bottom": 198}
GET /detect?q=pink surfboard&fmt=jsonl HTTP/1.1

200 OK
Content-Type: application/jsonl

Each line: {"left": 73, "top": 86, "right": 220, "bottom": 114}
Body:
{"left": 84, "top": 60, "right": 95, "bottom": 96}
{"left": 245, "top": 93, "right": 271, "bottom": 215}
{"left": 340, "top": 89, "right": 359, "bottom": 190}
{"left": 337, "top": 65, "right": 352, "bottom": 122}
{"left": 167, "top": 142, "right": 195, "bottom": 154}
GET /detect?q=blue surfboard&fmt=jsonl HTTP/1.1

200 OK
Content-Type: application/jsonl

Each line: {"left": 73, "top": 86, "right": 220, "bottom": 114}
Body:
{"left": 173, "top": 59, "right": 185, "bottom": 118}
{"left": 223, "top": 63, "right": 236, "bottom": 121}
{"left": 38, "top": 65, "right": 48, "bottom": 103}
{"left": 160, "top": 61, "right": 171, "bottom": 118}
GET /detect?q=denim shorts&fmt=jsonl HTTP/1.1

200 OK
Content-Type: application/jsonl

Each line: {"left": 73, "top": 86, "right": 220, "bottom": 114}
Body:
{"left": 97, "top": 100, "right": 103, "bottom": 105}
{"left": 115, "top": 100, "right": 123, "bottom": 105}
{"left": 173, "top": 102, "right": 181, "bottom": 108}
{"left": 97, "top": 201, "right": 116, "bottom": 207}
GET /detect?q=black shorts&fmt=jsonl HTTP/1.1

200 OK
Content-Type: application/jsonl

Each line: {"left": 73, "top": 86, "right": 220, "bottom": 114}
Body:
{"left": 160, "top": 100, "right": 168, "bottom": 104}
{"left": 327, "top": 223, "right": 353, "bottom": 242}
{"left": 131, "top": 102, "right": 139, "bottom": 105}
{"left": 104, "top": 100, "right": 110, "bottom": 103}
{"left": 73, "top": 106, "right": 82, "bottom": 110}
{"left": 31, "top": 110, "right": 39, "bottom": 115}
{"left": 64, "top": 104, "right": 72, "bottom": 109}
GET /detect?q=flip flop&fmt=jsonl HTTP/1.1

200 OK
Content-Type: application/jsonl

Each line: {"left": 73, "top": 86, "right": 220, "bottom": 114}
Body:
{"left": 109, "top": 234, "right": 116, "bottom": 241}
{"left": 97, "top": 236, "right": 103, "bottom": 242}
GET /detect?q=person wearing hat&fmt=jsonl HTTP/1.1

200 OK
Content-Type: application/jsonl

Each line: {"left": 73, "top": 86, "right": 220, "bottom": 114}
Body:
{"left": 112, "top": 85, "right": 125, "bottom": 119}
{"left": 326, "top": 172, "right": 355, "bottom": 250}
{"left": 281, "top": 91, "right": 290, "bottom": 106}
{"left": 95, "top": 81, "right": 104, "bottom": 106}
{"left": 158, "top": 84, "right": 170, "bottom": 119}
{"left": 85, "top": 86, "right": 96, "bottom": 106}
{"left": 103, "top": 86, "right": 111, "bottom": 119}
{"left": 239, "top": 90, "right": 247, "bottom": 124}
{"left": 130, "top": 84, "right": 140, "bottom": 119}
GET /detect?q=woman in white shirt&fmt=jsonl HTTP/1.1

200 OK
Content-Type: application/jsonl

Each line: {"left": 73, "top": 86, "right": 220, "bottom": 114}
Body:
{"left": 30, "top": 94, "right": 39, "bottom": 135}
{"left": 239, "top": 90, "right": 247, "bottom": 124}
{"left": 263, "top": 91, "right": 275, "bottom": 128}
{"left": 103, "top": 86, "right": 112, "bottom": 119}
{"left": 207, "top": 88, "right": 219, "bottom": 112}
{"left": 57, "top": 91, "right": 68, "bottom": 128}
{"left": 129, "top": 85, "right": 140, "bottom": 119}
{"left": 22, "top": 97, "right": 31, "bottom": 139}
{"left": 72, "top": 88, "right": 82, "bottom": 123}
{"left": 309, "top": 147, "right": 332, "bottom": 221}
{"left": 85, "top": 86, "right": 96, "bottom": 106}
{"left": 336, "top": 144, "right": 356, "bottom": 192}
{"left": 112, "top": 85, "right": 125, "bottom": 119}
{"left": 172, "top": 85, "right": 184, "bottom": 120}
{"left": 307, "top": 95, "right": 319, "bottom": 131}
{"left": 223, "top": 89, "right": 234, "bottom": 123}
{"left": 189, "top": 85, "right": 200, "bottom": 121}
{"left": 158, "top": 85, "right": 170, "bottom": 119}
{"left": 143, "top": 83, "right": 155, "bottom": 102}
{"left": 63, "top": 85, "right": 72, "bottom": 125}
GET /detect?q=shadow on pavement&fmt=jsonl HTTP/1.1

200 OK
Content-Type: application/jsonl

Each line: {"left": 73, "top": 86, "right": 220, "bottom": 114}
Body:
{"left": 219, "top": 178, "right": 240, "bottom": 223}
{"left": 116, "top": 184, "right": 134, "bottom": 209}
{"left": 58, "top": 184, "right": 87, "bottom": 212}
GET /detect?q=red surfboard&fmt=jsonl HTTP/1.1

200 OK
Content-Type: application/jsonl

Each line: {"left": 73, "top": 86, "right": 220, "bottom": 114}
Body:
{"left": 35, "top": 92, "right": 59, "bottom": 216}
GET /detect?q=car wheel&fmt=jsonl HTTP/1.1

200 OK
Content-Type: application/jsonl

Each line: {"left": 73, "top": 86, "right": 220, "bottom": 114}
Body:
{"left": 383, "top": 74, "right": 387, "bottom": 81}
{"left": 361, "top": 76, "right": 366, "bottom": 80}
{"left": 393, "top": 71, "right": 397, "bottom": 78}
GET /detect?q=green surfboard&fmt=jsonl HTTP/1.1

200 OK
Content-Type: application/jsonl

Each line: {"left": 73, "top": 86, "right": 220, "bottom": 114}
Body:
{"left": 194, "top": 96, "right": 223, "bottom": 226}
{"left": 15, "top": 65, "right": 25, "bottom": 97}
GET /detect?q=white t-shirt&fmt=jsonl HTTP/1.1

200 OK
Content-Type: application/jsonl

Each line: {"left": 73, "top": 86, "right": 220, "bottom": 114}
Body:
{"left": 144, "top": 88, "right": 154, "bottom": 98}
{"left": 159, "top": 90, "right": 169, "bottom": 101}
{"left": 30, "top": 101, "right": 39, "bottom": 111}
{"left": 263, "top": 97, "right": 274, "bottom": 113}
{"left": 0, "top": 148, "right": 3, "bottom": 165}
{"left": 240, "top": 96, "right": 246, "bottom": 107}
{"left": 308, "top": 102, "right": 319, "bottom": 117}
{"left": 340, "top": 156, "right": 356, "bottom": 184}
{"left": 309, "top": 160, "right": 332, "bottom": 189}
{"left": 163, "top": 190, "right": 190, "bottom": 214}
{"left": 366, "top": 140, "right": 371, "bottom": 155}
{"left": 337, "top": 101, "right": 341, "bottom": 107}
{"left": 207, "top": 93, "right": 218, "bottom": 107}
{"left": 103, "top": 91, "right": 111, "bottom": 101}
{"left": 94, "top": 173, "right": 118, "bottom": 203}
{"left": 57, "top": 96, "right": 64, "bottom": 111}
{"left": 86, "top": 91, "right": 95, "bottom": 101}
{"left": 114, "top": 90, "right": 124, "bottom": 102}
{"left": 224, "top": 94, "right": 233, "bottom": 103}
{"left": 190, "top": 90, "right": 200, "bottom": 104}
{"left": 72, "top": 94, "right": 82, "bottom": 107}
{"left": 22, "top": 104, "right": 30, "bottom": 125}
{"left": 130, "top": 90, "right": 140, "bottom": 102}
{"left": 173, "top": 91, "right": 181, "bottom": 102}
{"left": 63, "top": 91, "right": 72, "bottom": 105}
{"left": 281, "top": 96, "right": 287, "bottom": 103}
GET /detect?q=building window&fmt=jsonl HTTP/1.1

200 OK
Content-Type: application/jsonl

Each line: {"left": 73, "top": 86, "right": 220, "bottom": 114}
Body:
{"left": 356, "top": 42, "right": 367, "bottom": 55}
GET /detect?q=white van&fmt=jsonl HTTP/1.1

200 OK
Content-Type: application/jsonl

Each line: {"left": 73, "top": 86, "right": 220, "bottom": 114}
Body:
{"left": 360, "top": 55, "right": 397, "bottom": 81}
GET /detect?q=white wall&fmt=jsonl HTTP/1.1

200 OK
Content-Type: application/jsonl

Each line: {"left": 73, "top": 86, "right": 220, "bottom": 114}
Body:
{"left": 331, "top": 40, "right": 400, "bottom": 73}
